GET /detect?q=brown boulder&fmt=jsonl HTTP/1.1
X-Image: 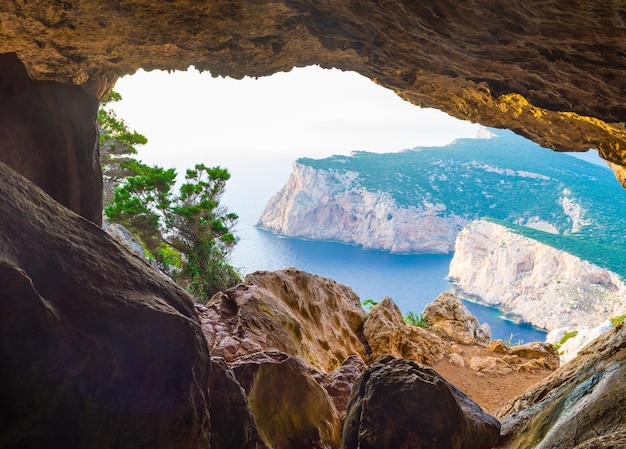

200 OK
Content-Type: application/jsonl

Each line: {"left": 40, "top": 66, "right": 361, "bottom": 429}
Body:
{"left": 231, "top": 350, "right": 342, "bottom": 449}
{"left": 343, "top": 355, "right": 501, "bottom": 449}
{"left": 487, "top": 340, "right": 560, "bottom": 372}
{"left": 0, "top": 161, "right": 210, "bottom": 447}
{"left": 208, "top": 357, "right": 268, "bottom": 449}
{"left": 197, "top": 268, "right": 369, "bottom": 372}
{"left": 364, "top": 297, "right": 449, "bottom": 365}
{"left": 423, "top": 292, "right": 491, "bottom": 345}
{"left": 496, "top": 324, "right": 626, "bottom": 448}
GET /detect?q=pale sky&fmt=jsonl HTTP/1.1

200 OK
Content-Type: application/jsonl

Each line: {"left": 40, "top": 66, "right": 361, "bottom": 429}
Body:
{"left": 110, "top": 65, "right": 480, "bottom": 171}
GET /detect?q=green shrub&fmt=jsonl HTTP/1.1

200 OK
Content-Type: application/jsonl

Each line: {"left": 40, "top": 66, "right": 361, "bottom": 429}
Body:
{"left": 403, "top": 311, "right": 427, "bottom": 328}
{"left": 554, "top": 330, "right": 579, "bottom": 349}
{"left": 610, "top": 314, "right": 626, "bottom": 326}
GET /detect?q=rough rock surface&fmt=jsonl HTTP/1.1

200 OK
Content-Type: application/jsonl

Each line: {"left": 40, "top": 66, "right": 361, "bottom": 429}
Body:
{"left": 208, "top": 357, "right": 268, "bottom": 449}
{"left": 311, "top": 355, "right": 368, "bottom": 421}
{"left": 0, "top": 53, "right": 102, "bottom": 223}
{"left": 257, "top": 162, "right": 467, "bottom": 253}
{"left": 496, "top": 323, "right": 626, "bottom": 449}
{"left": 343, "top": 355, "right": 501, "bottom": 449}
{"left": 231, "top": 350, "right": 342, "bottom": 449}
{"left": 2, "top": 1, "right": 626, "bottom": 186}
{"left": 449, "top": 219, "right": 626, "bottom": 330}
{"left": 197, "top": 268, "right": 369, "bottom": 372}
{"left": 423, "top": 292, "right": 491, "bottom": 345}
{"left": 363, "top": 297, "right": 450, "bottom": 365}
{"left": 0, "top": 161, "right": 211, "bottom": 448}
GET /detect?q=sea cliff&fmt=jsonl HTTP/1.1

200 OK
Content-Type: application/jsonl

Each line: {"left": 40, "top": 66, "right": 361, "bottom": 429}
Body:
{"left": 258, "top": 162, "right": 466, "bottom": 253}
{"left": 449, "top": 219, "right": 626, "bottom": 331}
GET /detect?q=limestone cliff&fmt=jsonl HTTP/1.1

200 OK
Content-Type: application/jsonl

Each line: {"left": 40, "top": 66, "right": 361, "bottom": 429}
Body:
{"left": 258, "top": 162, "right": 466, "bottom": 253}
{"left": 449, "top": 219, "right": 626, "bottom": 331}
{"left": 258, "top": 131, "right": 626, "bottom": 253}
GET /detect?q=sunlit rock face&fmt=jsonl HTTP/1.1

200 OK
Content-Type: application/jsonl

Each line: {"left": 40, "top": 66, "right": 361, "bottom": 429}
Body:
{"left": 2, "top": 0, "right": 626, "bottom": 185}
{"left": 449, "top": 219, "right": 626, "bottom": 331}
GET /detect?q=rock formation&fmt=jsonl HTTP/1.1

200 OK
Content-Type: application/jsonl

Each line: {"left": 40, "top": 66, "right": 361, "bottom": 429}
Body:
{"left": 363, "top": 297, "right": 450, "bottom": 365}
{"left": 2, "top": 1, "right": 626, "bottom": 193}
{"left": 0, "top": 161, "right": 211, "bottom": 448}
{"left": 423, "top": 292, "right": 492, "bottom": 346}
{"left": 257, "top": 134, "right": 626, "bottom": 253}
{"left": 449, "top": 219, "right": 626, "bottom": 331}
{"left": 231, "top": 350, "right": 342, "bottom": 449}
{"left": 208, "top": 357, "right": 268, "bottom": 449}
{"left": 343, "top": 355, "right": 501, "bottom": 449}
{"left": 0, "top": 53, "right": 102, "bottom": 223}
{"left": 197, "top": 268, "right": 370, "bottom": 372}
{"left": 496, "top": 323, "right": 626, "bottom": 449}
{"left": 257, "top": 161, "right": 467, "bottom": 253}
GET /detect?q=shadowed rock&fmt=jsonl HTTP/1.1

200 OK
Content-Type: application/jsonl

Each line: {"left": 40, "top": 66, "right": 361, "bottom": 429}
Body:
{"left": 343, "top": 355, "right": 501, "bottom": 449}
{"left": 208, "top": 357, "right": 268, "bottom": 449}
{"left": 0, "top": 161, "right": 211, "bottom": 448}
{"left": 231, "top": 350, "right": 342, "bottom": 449}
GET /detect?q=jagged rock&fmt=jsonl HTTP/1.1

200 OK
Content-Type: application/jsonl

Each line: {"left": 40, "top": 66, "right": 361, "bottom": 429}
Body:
{"left": 208, "top": 357, "right": 268, "bottom": 449}
{"left": 496, "top": 324, "right": 626, "bottom": 449}
{"left": 197, "top": 268, "right": 369, "bottom": 372}
{"left": 312, "top": 355, "right": 367, "bottom": 420}
{"left": 364, "top": 297, "right": 450, "bottom": 365}
{"left": 0, "top": 161, "right": 210, "bottom": 447}
{"left": 3, "top": 1, "right": 626, "bottom": 185}
{"left": 0, "top": 53, "right": 102, "bottom": 223}
{"left": 343, "top": 355, "right": 501, "bottom": 449}
{"left": 449, "top": 219, "right": 626, "bottom": 330}
{"left": 423, "top": 292, "right": 490, "bottom": 345}
{"left": 231, "top": 350, "right": 342, "bottom": 449}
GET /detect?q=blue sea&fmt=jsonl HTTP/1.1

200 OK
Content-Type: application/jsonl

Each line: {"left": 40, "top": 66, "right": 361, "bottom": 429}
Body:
{"left": 220, "top": 156, "right": 547, "bottom": 343}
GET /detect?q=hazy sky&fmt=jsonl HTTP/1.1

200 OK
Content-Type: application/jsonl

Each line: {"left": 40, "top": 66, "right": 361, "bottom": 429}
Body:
{"left": 110, "top": 65, "right": 480, "bottom": 171}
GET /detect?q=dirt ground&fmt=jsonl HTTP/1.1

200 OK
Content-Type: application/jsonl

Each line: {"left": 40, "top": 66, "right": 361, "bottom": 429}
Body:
{"left": 431, "top": 343, "right": 554, "bottom": 415}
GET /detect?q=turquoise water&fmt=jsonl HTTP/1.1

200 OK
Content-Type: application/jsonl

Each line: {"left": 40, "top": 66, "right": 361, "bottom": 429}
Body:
{"left": 220, "top": 156, "right": 546, "bottom": 342}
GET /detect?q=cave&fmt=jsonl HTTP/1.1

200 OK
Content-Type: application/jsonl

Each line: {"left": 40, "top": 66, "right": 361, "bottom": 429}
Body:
{"left": 1, "top": 1, "right": 626, "bottom": 448}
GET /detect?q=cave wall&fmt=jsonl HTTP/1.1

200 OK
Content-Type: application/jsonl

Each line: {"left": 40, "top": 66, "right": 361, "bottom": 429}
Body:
{"left": 0, "top": 53, "right": 102, "bottom": 223}
{"left": 1, "top": 0, "right": 625, "bottom": 192}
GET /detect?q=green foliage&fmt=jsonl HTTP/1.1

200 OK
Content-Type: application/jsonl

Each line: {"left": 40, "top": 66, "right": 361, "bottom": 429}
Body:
{"left": 98, "top": 90, "right": 149, "bottom": 205}
{"left": 105, "top": 162, "right": 241, "bottom": 302}
{"left": 361, "top": 298, "right": 379, "bottom": 313}
{"left": 554, "top": 330, "right": 579, "bottom": 350}
{"left": 610, "top": 315, "right": 625, "bottom": 327}
{"left": 403, "top": 311, "right": 427, "bottom": 328}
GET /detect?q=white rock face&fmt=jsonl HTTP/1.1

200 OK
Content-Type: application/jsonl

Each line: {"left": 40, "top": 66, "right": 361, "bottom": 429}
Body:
{"left": 448, "top": 219, "right": 626, "bottom": 331}
{"left": 546, "top": 320, "right": 615, "bottom": 363}
{"left": 257, "top": 162, "right": 468, "bottom": 253}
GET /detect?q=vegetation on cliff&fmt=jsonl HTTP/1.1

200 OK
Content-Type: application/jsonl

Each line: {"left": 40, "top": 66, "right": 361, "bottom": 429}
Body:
{"left": 298, "top": 129, "right": 626, "bottom": 250}
{"left": 99, "top": 92, "right": 240, "bottom": 301}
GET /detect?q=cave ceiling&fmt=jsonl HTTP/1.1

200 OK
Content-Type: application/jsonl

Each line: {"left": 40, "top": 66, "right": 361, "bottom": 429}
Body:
{"left": 2, "top": 0, "right": 626, "bottom": 185}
